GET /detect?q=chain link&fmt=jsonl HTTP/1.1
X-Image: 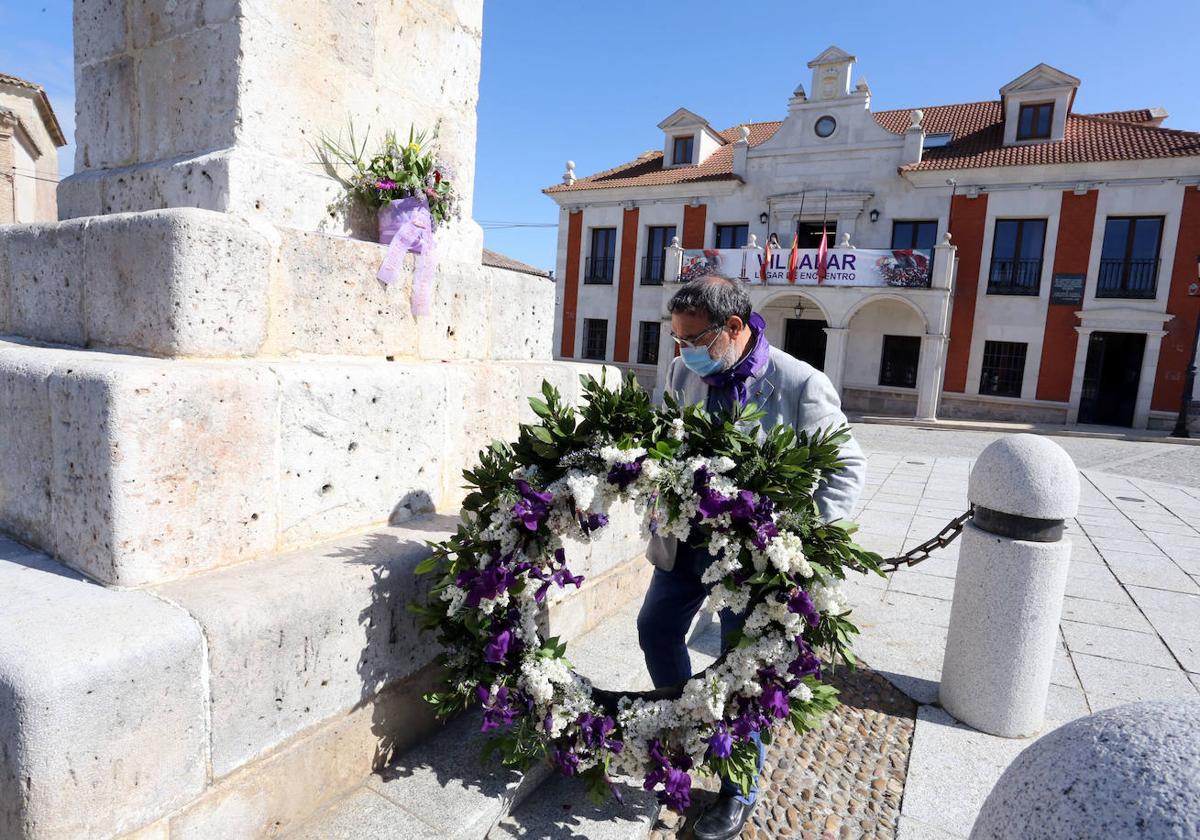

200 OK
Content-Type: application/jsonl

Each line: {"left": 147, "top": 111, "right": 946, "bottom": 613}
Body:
{"left": 878, "top": 507, "right": 974, "bottom": 573}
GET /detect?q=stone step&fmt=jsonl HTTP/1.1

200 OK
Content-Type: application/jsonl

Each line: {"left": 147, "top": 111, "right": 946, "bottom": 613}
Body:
{"left": 283, "top": 711, "right": 552, "bottom": 840}
{"left": 0, "top": 336, "right": 614, "bottom": 586}
{"left": 487, "top": 773, "right": 661, "bottom": 840}
{"left": 0, "top": 208, "right": 544, "bottom": 360}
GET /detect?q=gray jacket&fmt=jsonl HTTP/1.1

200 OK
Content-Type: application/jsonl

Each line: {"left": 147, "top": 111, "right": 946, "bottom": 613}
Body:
{"left": 648, "top": 346, "right": 866, "bottom": 569}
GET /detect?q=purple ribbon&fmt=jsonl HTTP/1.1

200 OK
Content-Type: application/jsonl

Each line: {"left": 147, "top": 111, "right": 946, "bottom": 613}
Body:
{"left": 376, "top": 196, "right": 437, "bottom": 316}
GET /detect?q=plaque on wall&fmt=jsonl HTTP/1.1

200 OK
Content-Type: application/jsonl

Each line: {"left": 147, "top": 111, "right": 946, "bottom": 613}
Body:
{"left": 1049, "top": 273, "right": 1085, "bottom": 305}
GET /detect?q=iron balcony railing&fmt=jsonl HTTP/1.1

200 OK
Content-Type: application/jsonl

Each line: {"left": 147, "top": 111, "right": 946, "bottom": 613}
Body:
{"left": 1096, "top": 258, "right": 1159, "bottom": 299}
{"left": 584, "top": 256, "right": 615, "bottom": 284}
{"left": 642, "top": 254, "right": 666, "bottom": 285}
{"left": 987, "top": 258, "right": 1043, "bottom": 295}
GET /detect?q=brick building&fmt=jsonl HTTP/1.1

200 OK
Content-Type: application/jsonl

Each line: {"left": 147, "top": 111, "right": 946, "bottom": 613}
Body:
{"left": 544, "top": 47, "right": 1200, "bottom": 430}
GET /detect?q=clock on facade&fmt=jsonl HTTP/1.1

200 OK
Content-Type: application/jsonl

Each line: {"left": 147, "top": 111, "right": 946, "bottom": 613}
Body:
{"left": 814, "top": 115, "right": 837, "bottom": 137}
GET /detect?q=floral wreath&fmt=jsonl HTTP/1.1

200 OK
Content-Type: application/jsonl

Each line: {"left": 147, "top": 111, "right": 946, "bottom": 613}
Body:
{"left": 412, "top": 375, "right": 882, "bottom": 812}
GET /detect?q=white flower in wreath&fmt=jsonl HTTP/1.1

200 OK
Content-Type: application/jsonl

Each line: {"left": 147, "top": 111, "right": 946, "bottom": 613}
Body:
{"left": 811, "top": 580, "right": 849, "bottom": 615}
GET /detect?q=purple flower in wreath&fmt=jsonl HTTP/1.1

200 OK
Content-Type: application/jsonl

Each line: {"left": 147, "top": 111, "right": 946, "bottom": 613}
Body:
{"left": 760, "top": 681, "right": 791, "bottom": 720}
{"left": 578, "top": 712, "right": 624, "bottom": 754}
{"left": 529, "top": 548, "right": 585, "bottom": 603}
{"left": 553, "top": 748, "right": 580, "bottom": 776}
{"left": 512, "top": 479, "right": 554, "bottom": 531}
{"left": 661, "top": 767, "right": 692, "bottom": 812}
{"left": 457, "top": 562, "right": 517, "bottom": 609}
{"left": 697, "top": 486, "right": 732, "bottom": 520}
{"left": 477, "top": 684, "right": 520, "bottom": 731}
{"left": 606, "top": 457, "right": 644, "bottom": 490}
{"left": 787, "top": 589, "right": 821, "bottom": 627}
{"left": 787, "top": 637, "right": 822, "bottom": 680}
{"left": 375, "top": 178, "right": 397, "bottom": 191}
{"left": 730, "top": 699, "right": 769, "bottom": 740}
{"left": 578, "top": 511, "right": 609, "bottom": 534}
{"left": 707, "top": 725, "right": 733, "bottom": 759}
{"left": 484, "top": 628, "right": 513, "bottom": 664}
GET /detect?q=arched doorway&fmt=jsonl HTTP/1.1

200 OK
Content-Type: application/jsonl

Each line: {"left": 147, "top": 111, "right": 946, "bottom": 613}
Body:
{"left": 758, "top": 293, "right": 830, "bottom": 371}
{"left": 841, "top": 296, "right": 928, "bottom": 416}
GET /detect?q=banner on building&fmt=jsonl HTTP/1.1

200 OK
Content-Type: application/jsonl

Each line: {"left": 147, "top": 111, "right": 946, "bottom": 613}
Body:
{"left": 679, "top": 248, "right": 932, "bottom": 288}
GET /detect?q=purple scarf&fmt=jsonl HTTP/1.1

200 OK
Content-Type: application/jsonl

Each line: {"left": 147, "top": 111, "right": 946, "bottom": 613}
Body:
{"left": 702, "top": 311, "right": 770, "bottom": 408}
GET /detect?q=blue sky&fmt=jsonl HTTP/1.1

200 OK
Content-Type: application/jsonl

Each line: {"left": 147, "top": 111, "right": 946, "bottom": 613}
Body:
{"left": 3, "top": 0, "right": 1197, "bottom": 271}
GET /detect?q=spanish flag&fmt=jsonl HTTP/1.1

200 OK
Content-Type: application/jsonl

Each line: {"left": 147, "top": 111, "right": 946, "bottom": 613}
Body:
{"left": 817, "top": 227, "right": 829, "bottom": 283}
{"left": 760, "top": 236, "right": 771, "bottom": 282}
{"left": 787, "top": 233, "right": 799, "bottom": 283}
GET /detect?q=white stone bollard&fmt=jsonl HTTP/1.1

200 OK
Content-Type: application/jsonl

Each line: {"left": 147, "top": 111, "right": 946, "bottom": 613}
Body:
{"left": 939, "top": 434, "right": 1080, "bottom": 737}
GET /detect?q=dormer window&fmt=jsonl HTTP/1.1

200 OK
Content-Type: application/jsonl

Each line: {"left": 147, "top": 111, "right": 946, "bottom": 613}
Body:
{"left": 1016, "top": 103, "right": 1054, "bottom": 140}
{"left": 672, "top": 135, "right": 694, "bottom": 165}
{"left": 924, "top": 133, "right": 953, "bottom": 149}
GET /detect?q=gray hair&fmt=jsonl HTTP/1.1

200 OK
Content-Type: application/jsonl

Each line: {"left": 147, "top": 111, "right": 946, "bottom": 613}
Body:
{"left": 668, "top": 274, "right": 752, "bottom": 326}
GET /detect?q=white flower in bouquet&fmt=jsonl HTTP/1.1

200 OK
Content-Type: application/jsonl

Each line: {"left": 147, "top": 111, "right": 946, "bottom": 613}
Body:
{"left": 668, "top": 417, "right": 687, "bottom": 441}
{"left": 600, "top": 445, "right": 646, "bottom": 467}
{"left": 564, "top": 469, "right": 602, "bottom": 513}
{"left": 811, "top": 580, "right": 849, "bottom": 615}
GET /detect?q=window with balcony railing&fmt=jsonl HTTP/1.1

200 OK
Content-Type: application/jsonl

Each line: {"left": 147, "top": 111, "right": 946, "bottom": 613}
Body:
{"left": 643, "top": 225, "right": 676, "bottom": 285}
{"left": 988, "top": 219, "right": 1046, "bottom": 295}
{"left": 1096, "top": 216, "right": 1163, "bottom": 299}
{"left": 584, "top": 228, "right": 616, "bottom": 284}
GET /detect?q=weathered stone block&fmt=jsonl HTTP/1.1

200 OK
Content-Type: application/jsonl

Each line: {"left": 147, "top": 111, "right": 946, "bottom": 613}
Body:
{"left": 0, "top": 542, "right": 207, "bottom": 840}
{"left": 154, "top": 515, "right": 458, "bottom": 778}
{"left": 0, "top": 351, "right": 55, "bottom": 549}
{"left": 488, "top": 267, "right": 555, "bottom": 361}
{"left": 73, "top": 0, "right": 128, "bottom": 66}
{"left": 2, "top": 209, "right": 272, "bottom": 355}
{"left": 274, "top": 359, "right": 447, "bottom": 549}
{"left": 5, "top": 218, "right": 88, "bottom": 346}
{"left": 73, "top": 53, "right": 136, "bottom": 170}
{"left": 268, "top": 227, "right": 418, "bottom": 357}
{"left": 166, "top": 665, "right": 444, "bottom": 840}
{"left": 85, "top": 208, "right": 273, "bottom": 355}
{"left": 135, "top": 21, "right": 240, "bottom": 163}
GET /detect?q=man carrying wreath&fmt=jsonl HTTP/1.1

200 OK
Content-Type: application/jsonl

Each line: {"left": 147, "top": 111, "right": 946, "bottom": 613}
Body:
{"left": 638, "top": 274, "right": 866, "bottom": 840}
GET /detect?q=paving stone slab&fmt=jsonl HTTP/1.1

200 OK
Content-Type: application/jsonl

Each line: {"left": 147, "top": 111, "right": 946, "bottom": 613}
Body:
{"left": 285, "top": 788, "right": 443, "bottom": 840}
{"left": 490, "top": 774, "right": 659, "bottom": 840}
{"left": 1060, "top": 621, "right": 1177, "bottom": 669}
{"left": 1071, "top": 652, "right": 1199, "bottom": 711}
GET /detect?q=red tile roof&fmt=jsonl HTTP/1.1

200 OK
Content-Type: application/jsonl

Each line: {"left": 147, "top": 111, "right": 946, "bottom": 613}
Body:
{"left": 482, "top": 248, "right": 550, "bottom": 278}
{"left": 872, "top": 101, "right": 1200, "bottom": 172}
{"left": 543, "top": 122, "right": 780, "bottom": 194}
{"left": 546, "top": 102, "right": 1200, "bottom": 193}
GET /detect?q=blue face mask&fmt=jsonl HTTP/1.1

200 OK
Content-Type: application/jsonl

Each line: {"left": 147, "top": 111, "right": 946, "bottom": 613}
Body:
{"left": 680, "top": 327, "right": 728, "bottom": 376}
{"left": 680, "top": 345, "right": 725, "bottom": 376}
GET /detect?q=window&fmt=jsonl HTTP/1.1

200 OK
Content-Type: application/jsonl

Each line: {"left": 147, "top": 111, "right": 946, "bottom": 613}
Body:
{"left": 585, "top": 228, "right": 616, "bottom": 284}
{"left": 582, "top": 319, "right": 608, "bottom": 361}
{"left": 672, "top": 136, "right": 694, "bottom": 165}
{"left": 879, "top": 335, "right": 921, "bottom": 389}
{"left": 1016, "top": 103, "right": 1053, "bottom": 140}
{"left": 715, "top": 224, "right": 749, "bottom": 249}
{"left": 638, "top": 321, "right": 660, "bottom": 366}
{"left": 980, "top": 341, "right": 1027, "bottom": 397}
{"left": 1097, "top": 216, "right": 1163, "bottom": 299}
{"left": 643, "top": 225, "right": 677, "bottom": 285}
{"left": 814, "top": 115, "right": 837, "bottom": 137}
{"left": 988, "top": 219, "right": 1046, "bottom": 295}
{"left": 924, "top": 133, "right": 953, "bottom": 149}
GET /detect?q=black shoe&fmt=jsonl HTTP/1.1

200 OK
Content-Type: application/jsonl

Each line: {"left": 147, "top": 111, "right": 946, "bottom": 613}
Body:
{"left": 693, "top": 792, "right": 755, "bottom": 840}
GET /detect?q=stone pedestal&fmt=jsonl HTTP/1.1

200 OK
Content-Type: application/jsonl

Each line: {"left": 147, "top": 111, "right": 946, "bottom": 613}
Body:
{"left": 0, "top": 3, "right": 644, "bottom": 838}
{"left": 60, "top": 0, "right": 484, "bottom": 261}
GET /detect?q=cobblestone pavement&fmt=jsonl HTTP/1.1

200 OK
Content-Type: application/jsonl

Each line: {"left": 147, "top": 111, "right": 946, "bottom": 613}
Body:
{"left": 647, "top": 664, "right": 916, "bottom": 840}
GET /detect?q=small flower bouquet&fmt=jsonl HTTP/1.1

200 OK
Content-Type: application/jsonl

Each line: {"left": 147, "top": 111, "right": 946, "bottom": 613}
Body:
{"left": 316, "top": 122, "right": 458, "bottom": 240}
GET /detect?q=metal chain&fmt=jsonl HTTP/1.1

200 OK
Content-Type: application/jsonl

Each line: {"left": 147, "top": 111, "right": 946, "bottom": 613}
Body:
{"left": 879, "top": 507, "right": 974, "bottom": 573}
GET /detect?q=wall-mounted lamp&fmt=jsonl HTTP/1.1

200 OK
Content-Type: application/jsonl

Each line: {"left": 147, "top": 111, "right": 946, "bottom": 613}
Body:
{"left": 869, "top": 209, "right": 880, "bottom": 223}
{"left": 793, "top": 300, "right": 806, "bottom": 319}
{"left": 759, "top": 212, "right": 770, "bottom": 225}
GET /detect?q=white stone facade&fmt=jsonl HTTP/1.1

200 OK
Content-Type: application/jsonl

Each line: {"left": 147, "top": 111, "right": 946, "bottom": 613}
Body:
{"left": 546, "top": 47, "right": 1200, "bottom": 431}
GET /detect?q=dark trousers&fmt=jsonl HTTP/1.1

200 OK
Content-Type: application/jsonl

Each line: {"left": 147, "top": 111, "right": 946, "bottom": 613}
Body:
{"left": 635, "top": 540, "right": 766, "bottom": 804}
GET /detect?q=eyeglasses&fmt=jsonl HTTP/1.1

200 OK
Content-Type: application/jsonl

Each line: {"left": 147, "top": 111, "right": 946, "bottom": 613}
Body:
{"left": 668, "top": 323, "right": 724, "bottom": 349}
